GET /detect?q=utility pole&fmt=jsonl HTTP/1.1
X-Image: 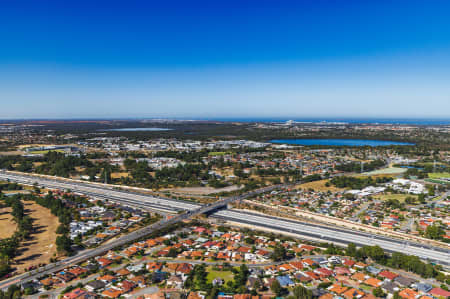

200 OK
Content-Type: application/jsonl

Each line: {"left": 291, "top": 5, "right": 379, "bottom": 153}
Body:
{"left": 361, "top": 161, "right": 364, "bottom": 173}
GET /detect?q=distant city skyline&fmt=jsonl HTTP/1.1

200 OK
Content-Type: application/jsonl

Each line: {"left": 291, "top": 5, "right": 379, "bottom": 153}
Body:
{"left": 1, "top": 1, "right": 450, "bottom": 119}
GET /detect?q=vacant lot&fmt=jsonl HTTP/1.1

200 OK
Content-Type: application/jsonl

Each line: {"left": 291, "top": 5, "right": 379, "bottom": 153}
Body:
{"left": 373, "top": 193, "right": 418, "bottom": 203}
{"left": 12, "top": 201, "right": 59, "bottom": 273}
{"left": 0, "top": 206, "right": 17, "bottom": 238}
{"left": 296, "top": 179, "right": 345, "bottom": 192}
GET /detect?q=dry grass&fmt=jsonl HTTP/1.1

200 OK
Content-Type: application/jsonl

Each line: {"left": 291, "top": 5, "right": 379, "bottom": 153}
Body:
{"left": 295, "top": 179, "right": 345, "bottom": 192}
{"left": 0, "top": 207, "right": 17, "bottom": 238}
{"left": 111, "top": 172, "right": 130, "bottom": 179}
{"left": 0, "top": 151, "right": 24, "bottom": 156}
{"left": 12, "top": 201, "right": 60, "bottom": 273}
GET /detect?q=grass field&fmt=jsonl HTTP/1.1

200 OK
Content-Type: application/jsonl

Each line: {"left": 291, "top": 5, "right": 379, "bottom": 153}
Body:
{"left": 425, "top": 178, "right": 450, "bottom": 185}
{"left": 206, "top": 267, "right": 234, "bottom": 284}
{"left": 0, "top": 207, "right": 17, "bottom": 238}
{"left": 361, "top": 167, "right": 406, "bottom": 176}
{"left": 13, "top": 201, "right": 60, "bottom": 273}
{"left": 428, "top": 172, "right": 450, "bottom": 179}
{"left": 29, "top": 149, "right": 65, "bottom": 155}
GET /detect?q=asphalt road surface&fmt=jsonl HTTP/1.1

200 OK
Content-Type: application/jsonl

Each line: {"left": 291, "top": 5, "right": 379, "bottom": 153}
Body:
{"left": 0, "top": 170, "right": 448, "bottom": 290}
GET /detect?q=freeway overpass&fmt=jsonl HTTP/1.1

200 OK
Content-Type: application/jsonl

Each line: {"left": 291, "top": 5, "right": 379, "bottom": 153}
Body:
{"left": 0, "top": 170, "right": 449, "bottom": 289}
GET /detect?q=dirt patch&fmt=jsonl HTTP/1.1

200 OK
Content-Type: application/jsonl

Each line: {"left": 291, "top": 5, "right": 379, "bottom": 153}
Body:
{"left": 12, "top": 201, "right": 60, "bottom": 273}
{"left": 0, "top": 207, "right": 17, "bottom": 238}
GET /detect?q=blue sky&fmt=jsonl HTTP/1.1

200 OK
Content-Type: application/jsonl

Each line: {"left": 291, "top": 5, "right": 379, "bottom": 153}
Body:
{"left": 1, "top": 0, "right": 450, "bottom": 119}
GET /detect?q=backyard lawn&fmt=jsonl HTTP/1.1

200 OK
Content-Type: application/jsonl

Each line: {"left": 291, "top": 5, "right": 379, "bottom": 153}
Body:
{"left": 206, "top": 267, "right": 234, "bottom": 284}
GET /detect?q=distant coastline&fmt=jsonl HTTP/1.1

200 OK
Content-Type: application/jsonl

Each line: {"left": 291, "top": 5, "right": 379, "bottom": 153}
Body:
{"left": 205, "top": 117, "right": 450, "bottom": 125}
{"left": 0, "top": 117, "right": 449, "bottom": 126}
{"left": 271, "top": 138, "right": 415, "bottom": 147}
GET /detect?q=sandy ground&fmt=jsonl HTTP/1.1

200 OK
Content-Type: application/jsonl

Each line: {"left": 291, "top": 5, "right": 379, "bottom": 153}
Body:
{"left": 165, "top": 185, "right": 243, "bottom": 195}
{"left": 0, "top": 207, "right": 17, "bottom": 238}
{"left": 12, "top": 201, "right": 59, "bottom": 273}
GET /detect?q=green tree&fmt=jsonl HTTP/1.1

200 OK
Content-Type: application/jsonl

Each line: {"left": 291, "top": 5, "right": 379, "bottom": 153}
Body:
{"left": 271, "top": 279, "right": 283, "bottom": 296}
{"left": 346, "top": 243, "right": 357, "bottom": 257}
{"left": 56, "top": 235, "right": 73, "bottom": 255}
{"left": 425, "top": 224, "right": 444, "bottom": 240}
{"left": 293, "top": 285, "right": 313, "bottom": 299}
{"left": 271, "top": 244, "right": 287, "bottom": 261}
{"left": 373, "top": 287, "right": 385, "bottom": 297}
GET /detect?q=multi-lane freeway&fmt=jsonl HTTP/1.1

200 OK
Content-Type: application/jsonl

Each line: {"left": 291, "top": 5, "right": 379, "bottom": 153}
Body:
{"left": 213, "top": 210, "right": 450, "bottom": 266}
{"left": 0, "top": 170, "right": 449, "bottom": 289}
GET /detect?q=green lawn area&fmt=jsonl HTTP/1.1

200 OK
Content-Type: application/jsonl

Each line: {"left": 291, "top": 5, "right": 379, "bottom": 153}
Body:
{"left": 362, "top": 167, "right": 406, "bottom": 176}
{"left": 425, "top": 178, "right": 450, "bottom": 185}
{"left": 373, "top": 193, "right": 417, "bottom": 202}
{"left": 29, "top": 149, "right": 65, "bottom": 154}
{"left": 428, "top": 172, "right": 450, "bottom": 179}
{"left": 206, "top": 267, "right": 234, "bottom": 284}
{"left": 360, "top": 284, "right": 373, "bottom": 292}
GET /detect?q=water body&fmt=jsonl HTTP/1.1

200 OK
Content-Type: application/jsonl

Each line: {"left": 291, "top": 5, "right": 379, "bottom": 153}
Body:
{"left": 271, "top": 139, "right": 414, "bottom": 146}
{"left": 207, "top": 118, "right": 450, "bottom": 125}
{"left": 106, "top": 128, "right": 172, "bottom": 132}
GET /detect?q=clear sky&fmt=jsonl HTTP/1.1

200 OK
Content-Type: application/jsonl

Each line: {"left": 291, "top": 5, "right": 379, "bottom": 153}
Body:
{"left": 1, "top": 0, "right": 450, "bottom": 119}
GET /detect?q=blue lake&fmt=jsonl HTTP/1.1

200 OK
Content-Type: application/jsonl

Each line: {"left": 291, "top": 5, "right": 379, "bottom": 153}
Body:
{"left": 270, "top": 139, "right": 414, "bottom": 146}
{"left": 106, "top": 128, "right": 172, "bottom": 132}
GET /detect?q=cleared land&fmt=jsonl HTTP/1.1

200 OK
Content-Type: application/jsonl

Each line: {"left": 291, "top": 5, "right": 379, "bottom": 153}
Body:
{"left": 296, "top": 179, "right": 345, "bottom": 192}
{"left": 0, "top": 207, "right": 17, "bottom": 238}
{"left": 12, "top": 201, "right": 59, "bottom": 273}
{"left": 373, "top": 193, "right": 418, "bottom": 202}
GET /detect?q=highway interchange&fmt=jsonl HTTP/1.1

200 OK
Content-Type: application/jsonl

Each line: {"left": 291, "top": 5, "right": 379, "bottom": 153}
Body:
{"left": 0, "top": 170, "right": 449, "bottom": 289}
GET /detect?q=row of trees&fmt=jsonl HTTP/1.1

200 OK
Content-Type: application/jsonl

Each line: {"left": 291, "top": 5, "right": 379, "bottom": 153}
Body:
{"left": 35, "top": 151, "right": 94, "bottom": 178}
{"left": 345, "top": 243, "right": 445, "bottom": 279}
{"left": 0, "top": 195, "right": 34, "bottom": 277}
{"left": 336, "top": 159, "right": 386, "bottom": 173}
{"left": 330, "top": 175, "right": 392, "bottom": 189}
